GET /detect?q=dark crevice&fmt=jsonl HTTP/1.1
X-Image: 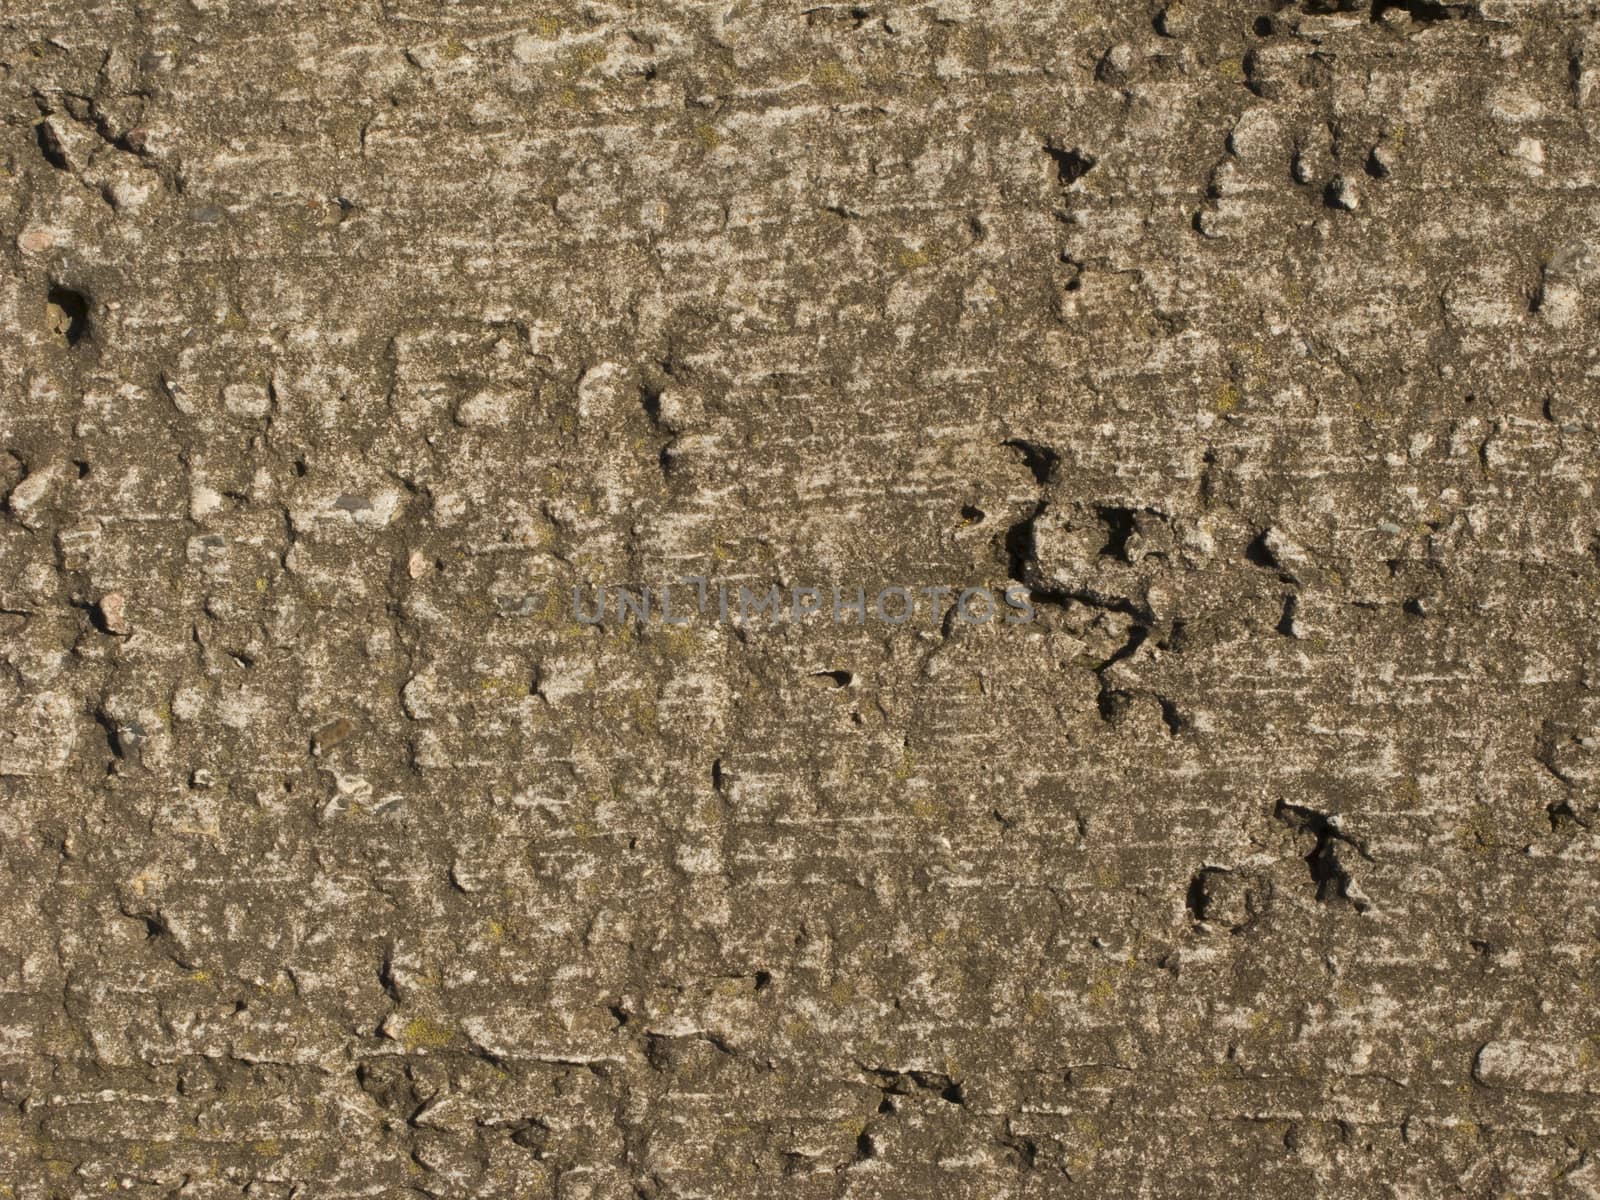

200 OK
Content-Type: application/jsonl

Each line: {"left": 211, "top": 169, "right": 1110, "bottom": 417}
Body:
{"left": 1245, "top": 531, "right": 1279, "bottom": 569}
{"left": 999, "top": 1124, "right": 1038, "bottom": 1169}
{"left": 1091, "top": 623, "right": 1151, "bottom": 725}
{"left": 1002, "top": 501, "right": 1160, "bottom": 727}
{"left": 92, "top": 708, "right": 126, "bottom": 760}
{"left": 1548, "top": 798, "right": 1588, "bottom": 833}
{"left": 1185, "top": 869, "right": 1217, "bottom": 921}
{"left": 378, "top": 947, "right": 402, "bottom": 1003}
{"left": 1276, "top": 594, "right": 1298, "bottom": 636}
{"left": 85, "top": 597, "right": 116, "bottom": 635}
{"left": 1004, "top": 507, "right": 1152, "bottom": 623}
{"left": 643, "top": 1035, "right": 672, "bottom": 1070}
{"left": 1157, "top": 697, "right": 1187, "bottom": 734}
{"left": 1002, "top": 498, "right": 1167, "bottom": 730}
{"left": 510, "top": 1118, "right": 552, "bottom": 1153}
{"left": 1044, "top": 145, "right": 1096, "bottom": 187}
{"left": 1274, "top": 801, "right": 1371, "bottom": 911}
{"left": 1095, "top": 505, "right": 1138, "bottom": 561}
{"left": 1370, "top": 0, "right": 1477, "bottom": 22}
{"left": 122, "top": 905, "right": 194, "bottom": 968}
{"left": 1003, "top": 503, "right": 1044, "bottom": 582}
{"left": 1096, "top": 688, "right": 1132, "bottom": 722}
{"left": 1532, "top": 728, "right": 1571, "bottom": 788}
{"left": 47, "top": 286, "right": 90, "bottom": 346}
{"left": 463, "top": 1039, "right": 510, "bottom": 1072}
{"left": 640, "top": 384, "right": 663, "bottom": 426}
{"left": 809, "top": 669, "right": 852, "bottom": 688}
{"left": 1003, "top": 439, "right": 1059, "bottom": 487}
{"left": 1097, "top": 624, "right": 1148, "bottom": 672}
{"left": 861, "top": 1065, "right": 966, "bottom": 1105}
{"left": 36, "top": 121, "right": 69, "bottom": 169}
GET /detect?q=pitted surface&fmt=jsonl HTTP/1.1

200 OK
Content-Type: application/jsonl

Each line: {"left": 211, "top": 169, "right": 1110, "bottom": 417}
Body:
{"left": 3, "top": 2, "right": 1600, "bottom": 1196}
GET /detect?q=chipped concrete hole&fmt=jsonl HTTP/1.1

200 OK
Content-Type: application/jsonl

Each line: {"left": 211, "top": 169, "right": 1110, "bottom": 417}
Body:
{"left": 45, "top": 285, "right": 89, "bottom": 346}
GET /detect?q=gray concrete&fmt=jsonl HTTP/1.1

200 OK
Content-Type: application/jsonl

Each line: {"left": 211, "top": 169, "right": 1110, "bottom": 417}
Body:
{"left": 3, "top": 1, "right": 1599, "bottom": 1195}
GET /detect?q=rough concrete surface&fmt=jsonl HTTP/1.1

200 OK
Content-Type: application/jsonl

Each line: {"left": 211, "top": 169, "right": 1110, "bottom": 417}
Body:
{"left": 3, "top": 0, "right": 1600, "bottom": 1196}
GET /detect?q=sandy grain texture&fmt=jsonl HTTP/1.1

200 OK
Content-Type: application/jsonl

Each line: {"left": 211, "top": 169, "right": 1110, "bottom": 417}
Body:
{"left": 3, "top": 1, "right": 1600, "bottom": 1196}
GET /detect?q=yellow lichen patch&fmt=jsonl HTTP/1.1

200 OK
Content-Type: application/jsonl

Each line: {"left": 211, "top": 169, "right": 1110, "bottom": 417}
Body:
{"left": 568, "top": 44, "right": 605, "bottom": 72}
{"left": 909, "top": 794, "right": 943, "bottom": 821}
{"left": 479, "top": 674, "right": 530, "bottom": 699}
{"left": 1087, "top": 971, "right": 1117, "bottom": 1008}
{"left": 1350, "top": 395, "right": 1392, "bottom": 422}
{"left": 660, "top": 624, "right": 698, "bottom": 659}
{"left": 402, "top": 1016, "right": 455, "bottom": 1051}
{"left": 815, "top": 60, "right": 857, "bottom": 95}
{"left": 628, "top": 689, "right": 659, "bottom": 734}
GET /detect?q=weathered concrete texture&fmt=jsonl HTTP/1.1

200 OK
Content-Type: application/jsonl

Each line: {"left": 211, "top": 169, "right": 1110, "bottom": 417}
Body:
{"left": 3, "top": 0, "right": 1600, "bottom": 1195}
